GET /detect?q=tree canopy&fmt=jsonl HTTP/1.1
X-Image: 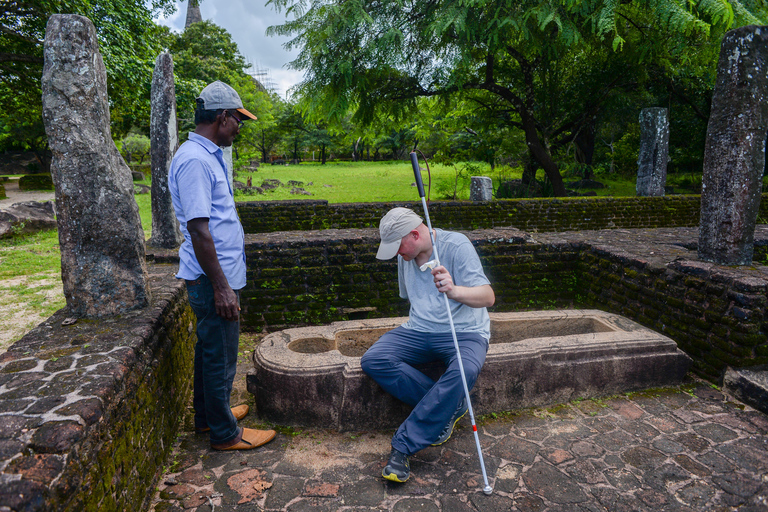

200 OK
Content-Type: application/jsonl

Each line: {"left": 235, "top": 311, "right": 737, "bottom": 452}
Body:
{"left": 1, "top": 1, "right": 177, "bottom": 140}
{"left": 269, "top": 0, "right": 767, "bottom": 195}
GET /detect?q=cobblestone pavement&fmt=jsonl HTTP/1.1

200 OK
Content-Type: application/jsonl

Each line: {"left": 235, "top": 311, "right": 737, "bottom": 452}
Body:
{"left": 149, "top": 368, "right": 768, "bottom": 511}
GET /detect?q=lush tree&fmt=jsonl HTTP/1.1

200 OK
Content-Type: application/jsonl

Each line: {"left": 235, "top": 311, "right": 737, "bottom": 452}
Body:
{"left": 269, "top": 0, "right": 766, "bottom": 195}
{"left": 1, "top": 0, "right": 177, "bottom": 148}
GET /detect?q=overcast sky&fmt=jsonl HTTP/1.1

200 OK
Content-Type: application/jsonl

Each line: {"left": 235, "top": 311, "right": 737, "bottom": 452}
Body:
{"left": 155, "top": 0, "right": 303, "bottom": 97}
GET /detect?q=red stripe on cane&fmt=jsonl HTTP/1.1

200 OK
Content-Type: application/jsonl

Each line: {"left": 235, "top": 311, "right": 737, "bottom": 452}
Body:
{"left": 473, "top": 425, "right": 478, "bottom": 432}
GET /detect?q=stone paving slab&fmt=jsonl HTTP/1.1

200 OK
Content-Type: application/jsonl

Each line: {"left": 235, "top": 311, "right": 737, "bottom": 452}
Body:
{"left": 149, "top": 376, "right": 768, "bottom": 511}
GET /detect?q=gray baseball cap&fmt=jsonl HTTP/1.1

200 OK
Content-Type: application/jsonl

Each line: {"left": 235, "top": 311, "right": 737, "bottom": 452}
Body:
{"left": 376, "top": 208, "right": 423, "bottom": 260}
{"left": 197, "top": 80, "right": 257, "bottom": 120}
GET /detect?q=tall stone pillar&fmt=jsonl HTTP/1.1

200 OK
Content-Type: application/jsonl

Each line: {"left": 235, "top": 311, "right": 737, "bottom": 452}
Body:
{"left": 148, "top": 52, "right": 183, "bottom": 248}
{"left": 185, "top": 0, "right": 203, "bottom": 28}
{"left": 42, "top": 14, "right": 150, "bottom": 317}
{"left": 636, "top": 107, "right": 669, "bottom": 197}
{"left": 470, "top": 176, "right": 493, "bottom": 201}
{"left": 221, "top": 145, "right": 234, "bottom": 192}
{"left": 699, "top": 26, "right": 768, "bottom": 266}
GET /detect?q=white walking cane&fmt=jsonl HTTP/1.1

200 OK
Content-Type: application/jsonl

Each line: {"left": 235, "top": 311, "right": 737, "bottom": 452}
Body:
{"left": 409, "top": 152, "right": 493, "bottom": 495}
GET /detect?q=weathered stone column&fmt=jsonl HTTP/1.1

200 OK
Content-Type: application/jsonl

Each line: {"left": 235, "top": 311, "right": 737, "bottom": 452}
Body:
{"left": 185, "top": 0, "right": 203, "bottom": 28}
{"left": 221, "top": 145, "right": 234, "bottom": 192}
{"left": 636, "top": 107, "right": 669, "bottom": 197}
{"left": 470, "top": 176, "right": 493, "bottom": 201}
{"left": 148, "top": 52, "right": 183, "bottom": 248}
{"left": 42, "top": 14, "right": 150, "bottom": 317}
{"left": 699, "top": 25, "right": 768, "bottom": 265}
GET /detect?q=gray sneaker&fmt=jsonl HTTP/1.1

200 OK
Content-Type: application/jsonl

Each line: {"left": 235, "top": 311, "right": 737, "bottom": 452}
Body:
{"left": 431, "top": 398, "right": 468, "bottom": 446}
{"left": 382, "top": 448, "right": 410, "bottom": 482}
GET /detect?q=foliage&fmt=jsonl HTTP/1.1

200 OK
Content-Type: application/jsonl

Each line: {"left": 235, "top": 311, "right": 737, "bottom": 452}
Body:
{"left": 0, "top": 0, "right": 176, "bottom": 150}
{"left": 120, "top": 133, "right": 151, "bottom": 164}
{"left": 268, "top": 0, "right": 766, "bottom": 195}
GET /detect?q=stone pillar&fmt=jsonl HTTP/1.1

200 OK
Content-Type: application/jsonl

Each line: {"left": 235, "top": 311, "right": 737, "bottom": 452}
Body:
{"left": 699, "top": 25, "right": 768, "bottom": 266}
{"left": 185, "top": 0, "right": 203, "bottom": 28}
{"left": 42, "top": 14, "right": 150, "bottom": 317}
{"left": 148, "top": 52, "right": 183, "bottom": 248}
{"left": 470, "top": 176, "right": 493, "bottom": 201}
{"left": 221, "top": 145, "right": 234, "bottom": 192}
{"left": 636, "top": 107, "right": 669, "bottom": 197}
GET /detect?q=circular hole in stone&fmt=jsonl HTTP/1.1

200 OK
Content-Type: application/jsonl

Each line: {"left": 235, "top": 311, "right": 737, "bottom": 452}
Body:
{"left": 336, "top": 328, "right": 393, "bottom": 357}
{"left": 287, "top": 338, "right": 335, "bottom": 354}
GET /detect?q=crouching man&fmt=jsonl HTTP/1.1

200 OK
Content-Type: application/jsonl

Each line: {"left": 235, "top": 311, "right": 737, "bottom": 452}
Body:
{"left": 361, "top": 207, "right": 494, "bottom": 482}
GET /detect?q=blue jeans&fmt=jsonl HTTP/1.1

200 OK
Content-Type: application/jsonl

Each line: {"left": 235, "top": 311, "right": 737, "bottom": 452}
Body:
{"left": 186, "top": 275, "right": 241, "bottom": 445}
{"left": 360, "top": 326, "right": 488, "bottom": 455}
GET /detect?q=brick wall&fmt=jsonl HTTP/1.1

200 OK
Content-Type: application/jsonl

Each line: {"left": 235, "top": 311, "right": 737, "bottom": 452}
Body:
{"left": 236, "top": 194, "right": 768, "bottom": 234}
{"left": 239, "top": 229, "right": 768, "bottom": 382}
{"left": 0, "top": 265, "right": 195, "bottom": 511}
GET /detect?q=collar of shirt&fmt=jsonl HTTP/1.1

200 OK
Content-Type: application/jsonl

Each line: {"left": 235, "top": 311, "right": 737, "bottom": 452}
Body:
{"left": 186, "top": 132, "right": 231, "bottom": 196}
{"left": 188, "top": 132, "right": 223, "bottom": 155}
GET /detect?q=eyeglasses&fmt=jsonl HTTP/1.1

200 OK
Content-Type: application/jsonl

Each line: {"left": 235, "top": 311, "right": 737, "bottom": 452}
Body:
{"left": 227, "top": 111, "right": 244, "bottom": 128}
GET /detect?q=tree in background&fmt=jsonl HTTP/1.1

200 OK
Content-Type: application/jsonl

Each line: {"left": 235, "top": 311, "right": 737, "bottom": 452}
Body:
{"left": 0, "top": 0, "right": 176, "bottom": 163}
{"left": 269, "top": 0, "right": 766, "bottom": 195}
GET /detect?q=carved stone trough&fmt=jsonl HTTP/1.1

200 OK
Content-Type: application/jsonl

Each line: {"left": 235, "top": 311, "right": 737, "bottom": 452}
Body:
{"left": 247, "top": 310, "right": 691, "bottom": 431}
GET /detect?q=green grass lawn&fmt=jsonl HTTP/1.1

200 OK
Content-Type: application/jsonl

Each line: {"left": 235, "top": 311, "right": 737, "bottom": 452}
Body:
{"left": 232, "top": 160, "right": 646, "bottom": 202}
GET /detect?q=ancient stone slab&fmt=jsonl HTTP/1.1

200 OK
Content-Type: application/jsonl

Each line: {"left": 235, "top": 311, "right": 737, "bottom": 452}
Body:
{"left": 470, "top": 176, "right": 493, "bottom": 201}
{"left": 636, "top": 107, "right": 669, "bottom": 197}
{"left": 250, "top": 310, "right": 691, "bottom": 430}
{"left": 699, "top": 26, "right": 768, "bottom": 265}
{"left": 41, "top": 14, "right": 150, "bottom": 317}
{"left": 147, "top": 52, "right": 183, "bottom": 249}
{"left": 723, "top": 365, "right": 768, "bottom": 415}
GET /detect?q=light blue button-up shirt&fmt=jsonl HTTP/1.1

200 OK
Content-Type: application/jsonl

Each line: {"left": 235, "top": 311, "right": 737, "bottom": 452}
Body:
{"left": 168, "top": 132, "right": 246, "bottom": 290}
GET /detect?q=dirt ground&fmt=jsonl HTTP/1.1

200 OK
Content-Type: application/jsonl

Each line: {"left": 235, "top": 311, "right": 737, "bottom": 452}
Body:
{"left": 0, "top": 179, "right": 60, "bottom": 353}
{"left": 0, "top": 178, "right": 56, "bottom": 209}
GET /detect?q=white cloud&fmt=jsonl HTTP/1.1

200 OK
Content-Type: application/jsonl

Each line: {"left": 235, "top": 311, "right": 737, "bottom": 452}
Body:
{"left": 155, "top": 0, "right": 303, "bottom": 97}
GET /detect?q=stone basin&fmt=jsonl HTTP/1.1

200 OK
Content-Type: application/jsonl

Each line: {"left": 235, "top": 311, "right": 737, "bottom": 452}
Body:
{"left": 247, "top": 309, "right": 691, "bottom": 431}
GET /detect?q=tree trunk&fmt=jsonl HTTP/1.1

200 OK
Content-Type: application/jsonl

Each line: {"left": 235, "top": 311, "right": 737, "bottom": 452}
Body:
{"left": 574, "top": 121, "right": 596, "bottom": 179}
{"left": 521, "top": 150, "right": 538, "bottom": 185}
{"left": 321, "top": 143, "right": 327, "bottom": 165}
{"left": 522, "top": 114, "right": 566, "bottom": 196}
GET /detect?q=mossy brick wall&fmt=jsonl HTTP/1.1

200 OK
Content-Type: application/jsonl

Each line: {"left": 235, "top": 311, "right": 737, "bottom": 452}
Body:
{"left": 579, "top": 251, "right": 768, "bottom": 382}
{"left": 0, "top": 265, "right": 195, "bottom": 512}
{"left": 241, "top": 230, "right": 581, "bottom": 332}
{"left": 240, "top": 229, "right": 767, "bottom": 383}
{"left": 237, "top": 194, "right": 768, "bottom": 234}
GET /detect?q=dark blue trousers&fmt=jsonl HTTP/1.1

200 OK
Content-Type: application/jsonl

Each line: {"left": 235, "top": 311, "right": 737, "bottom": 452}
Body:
{"left": 361, "top": 326, "right": 488, "bottom": 455}
{"left": 186, "top": 275, "right": 240, "bottom": 445}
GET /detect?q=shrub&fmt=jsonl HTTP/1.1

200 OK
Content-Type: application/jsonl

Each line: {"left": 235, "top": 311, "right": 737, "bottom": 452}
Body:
{"left": 19, "top": 174, "right": 54, "bottom": 191}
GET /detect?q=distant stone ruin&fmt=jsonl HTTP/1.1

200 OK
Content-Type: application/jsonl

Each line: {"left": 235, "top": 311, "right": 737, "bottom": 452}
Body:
{"left": 636, "top": 107, "right": 669, "bottom": 197}
{"left": 185, "top": 0, "right": 203, "bottom": 27}
{"left": 699, "top": 25, "right": 768, "bottom": 265}
{"left": 148, "top": 52, "right": 183, "bottom": 249}
{"left": 470, "top": 176, "right": 493, "bottom": 201}
{"left": 42, "top": 14, "right": 150, "bottom": 317}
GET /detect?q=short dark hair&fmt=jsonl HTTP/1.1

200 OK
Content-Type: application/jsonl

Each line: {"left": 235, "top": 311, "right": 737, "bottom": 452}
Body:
{"left": 194, "top": 98, "right": 225, "bottom": 125}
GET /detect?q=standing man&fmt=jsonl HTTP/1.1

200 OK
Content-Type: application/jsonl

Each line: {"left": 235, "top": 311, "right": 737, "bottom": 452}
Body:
{"left": 361, "top": 207, "right": 495, "bottom": 482}
{"left": 169, "top": 81, "right": 275, "bottom": 451}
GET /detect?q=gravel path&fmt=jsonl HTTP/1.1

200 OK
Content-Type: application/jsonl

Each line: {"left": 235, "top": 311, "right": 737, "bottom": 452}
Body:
{"left": 0, "top": 178, "right": 55, "bottom": 210}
